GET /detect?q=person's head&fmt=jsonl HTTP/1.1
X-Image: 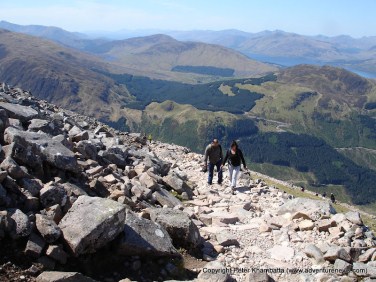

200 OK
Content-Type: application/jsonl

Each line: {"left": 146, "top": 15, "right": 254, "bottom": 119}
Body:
{"left": 230, "top": 140, "right": 238, "bottom": 150}
{"left": 212, "top": 139, "right": 219, "bottom": 147}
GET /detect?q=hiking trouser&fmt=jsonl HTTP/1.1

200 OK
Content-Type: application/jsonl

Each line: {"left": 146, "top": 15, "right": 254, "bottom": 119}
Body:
{"left": 208, "top": 160, "right": 222, "bottom": 184}
{"left": 228, "top": 164, "right": 240, "bottom": 188}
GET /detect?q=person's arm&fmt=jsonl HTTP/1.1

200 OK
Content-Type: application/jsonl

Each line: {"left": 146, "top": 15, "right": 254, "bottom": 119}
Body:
{"left": 204, "top": 146, "right": 210, "bottom": 165}
{"left": 239, "top": 149, "right": 247, "bottom": 168}
{"left": 222, "top": 150, "right": 229, "bottom": 166}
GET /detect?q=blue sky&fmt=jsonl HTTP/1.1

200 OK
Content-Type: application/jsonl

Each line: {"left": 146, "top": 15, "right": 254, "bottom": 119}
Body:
{"left": 0, "top": 0, "right": 375, "bottom": 37}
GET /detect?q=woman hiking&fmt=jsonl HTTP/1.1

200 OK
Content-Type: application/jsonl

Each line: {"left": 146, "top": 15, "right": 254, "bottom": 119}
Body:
{"left": 221, "top": 140, "right": 247, "bottom": 194}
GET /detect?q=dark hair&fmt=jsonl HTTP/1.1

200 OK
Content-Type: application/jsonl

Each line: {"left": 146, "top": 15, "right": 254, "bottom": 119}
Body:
{"left": 230, "top": 140, "right": 238, "bottom": 149}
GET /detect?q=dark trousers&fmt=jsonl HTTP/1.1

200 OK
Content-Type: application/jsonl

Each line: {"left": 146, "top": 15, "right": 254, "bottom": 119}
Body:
{"left": 208, "top": 160, "right": 222, "bottom": 184}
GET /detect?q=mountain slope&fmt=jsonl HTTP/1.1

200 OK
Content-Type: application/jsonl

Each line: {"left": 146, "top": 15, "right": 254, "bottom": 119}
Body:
{"left": 0, "top": 29, "right": 130, "bottom": 118}
{"left": 91, "top": 34, "right": 277, "bottom": 77}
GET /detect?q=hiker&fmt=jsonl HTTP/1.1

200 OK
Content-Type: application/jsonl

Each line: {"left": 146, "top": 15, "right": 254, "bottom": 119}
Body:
{"left": 148, "top": 134, "right": 152, "bottom": 144}
{"left": 322, "top": 192, "right": 327, "bottom": 198}
{"left": 203, "top": 139, "right": 223, "bottom": 185}
{"left": 330, "top": 193, "right": 336, "bottom": 203}
{"left": 301, "top": 186, "right": 305, "bottom": 192}
{"left": 221, "top": 140, "right": 247, "bottom": 193}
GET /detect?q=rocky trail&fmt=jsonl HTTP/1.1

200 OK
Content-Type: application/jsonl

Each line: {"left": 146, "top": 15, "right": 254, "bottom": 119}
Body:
{"left": 0, "top": 82, "right": 375, "bottom": 282}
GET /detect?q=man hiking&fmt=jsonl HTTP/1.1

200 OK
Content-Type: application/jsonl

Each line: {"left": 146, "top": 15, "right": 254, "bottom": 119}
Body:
{"left": 204, "top": 139, "right": 223, "bottom": 185}
{"left": 221, "top": 140, "right": 247, "bottom": 194}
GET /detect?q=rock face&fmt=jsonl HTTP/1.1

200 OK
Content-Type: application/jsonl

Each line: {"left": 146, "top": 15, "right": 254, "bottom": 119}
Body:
{"left": 4, "top": 127, "right": 79, "bottom": 172}
{"left": 0, "top": 102, "right": 38, "bottom": 122}
{"left": 278, "top": 197, "right": 335, "bottom": 220}
{"left": 118, "top": 210, "right": 179, "bottom": 257}
{"left": 147, "top": 208, "right": 201, "bottom": 249}
{"left": 59, "top": 196, "right": 126, "bottom": 256}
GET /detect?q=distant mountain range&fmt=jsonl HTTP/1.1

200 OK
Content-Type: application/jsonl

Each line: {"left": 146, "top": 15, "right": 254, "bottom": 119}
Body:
{"left": 1, "top": 21, "right": 376, "bottom": 77}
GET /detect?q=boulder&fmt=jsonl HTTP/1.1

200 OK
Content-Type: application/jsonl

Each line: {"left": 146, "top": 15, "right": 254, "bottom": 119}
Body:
{"left": 42, "top": 204, "right": 64, "bottom": 224}
{"left": 152, "top": 188, "right": 182, "bottom": 208}
{"left": 353, "top": 262, "right": 376, "bottom": 277}
{"left": 147, "top": 208, "right": 201, "bottom": 249}
{"left": 324, "top": 246, "right": 352, "bottom": 262}
{"left": 139, "top": 172, "right": 159, "bottom": 191}
{"left": 99, "top": 146, "right": 127, "bottom": 167}
{"left": 334, "top": 259, "right": 352, "bottom": 275}
{"left": 144, "top": 156, "right": 171, "bottom": 176}
{"left": 345, "top": 211, "right": 363, "bottom": 225}
{"left": 0, "top": 156, "right": 29, "bottom": 179}
{"left": 197, "top": 261, "right": 230, "bottom": 282}
{"left": 36, "top": 271, "right": 97, "bottom": 282}
{"left": 299, "top": 219, "right": 315, "bottom": 231}
{"left": 4, "top": 127, "right": 79, "bottom": 172}
{"left": 25, "top": 233, "right": 46, "bottom": 258}
{"left": 20, "top": 178, "right": 43, "bottom": 197}
{"left": 40, "top": 184, "right": 68, "bottom": 208}
{"left": 36, "top": 214, "right": 62, "bottom": 243}
{"left": 89, "top": 179, "right": 110, "bottom": 198}
{"left": 59, "top": 196, "right": 126, "bottom": 256}
{"left": 45, "top": 245, "right": 68, "bottom": 264}
{"left": 215, "top": 231, "right": 239, "bottom": 247}
{"left": 358, "top": 248, "right": 376, "bottom": 262}
{"left": 75, "top": 140, "right": 97, "bottom": 160}
{"left": 304, "top": 244, "right": 325, "bottom": 264}
{"left": 0, "top": 102, "right": 38, "bottom": 122}
{"left": 117, "top": 210, "right": 179, "bottom": 257}
{"left": 163, "top": 173, "right": 192, "bottom": 196}
{"left": 7, "top": 208, "right": 31, "bottom": 239}
{"left": 278, "top": 197, "right": 335, "bottom": 220}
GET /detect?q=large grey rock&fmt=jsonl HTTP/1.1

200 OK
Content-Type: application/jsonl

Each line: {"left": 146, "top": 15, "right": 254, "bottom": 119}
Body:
{"left": 358, "top": 248, "right": 376, "bottom": 262}
{"left": 0, "top": 102, "right": 38, "bottom": 122}
{"left": 215, "top": 231, "right": 239, "bottom": 247}
{"left": 7, "top": 208, "right": 31, "bottom": 239}
{"left": 147, "top": 208, "right": 201, "bottom": 249}
{"left": 45, "top": 245, "right": 68, "bottom": 264}
{"left": 36, "top": 271, "right": 97, "bottom": 282}
{"left": 334, "top": 259, "right": 352, "bottom": 275}
{"left": 152, "top": 188, "right": 182, "bottom": 208}
{"left": 353, "top": 262, "right": 376, "bottom": 277}
{"left": 25, "top": 233, "right": 46, "bottom": 258}
{"left": 277, "top": 197, "right": 335, "bottom": 220}
{"left": 144, "top": 156, "right": 171, "bottom": 176}
{"left": 139, "top": 172, "right": 159, "bottom": 191}
{"left": 21, "top": 178, "right": 43, "bottom": 197}
{"left": 117, "top": 211, "right": 179, "bottom": 257}
{"left": 40, "top": 183, "right": 68, "bottom": 208}
{"left": 75, "top": 140, "right": 97, "bottom": 160}
{"left": 59, "top": 196, "right": 126, "bottom": 256}
{"left": 99, "top": 146, "right": 127, "bottom": 167}
{"left": 36, "top": 214, "right": 61, "bottom": 243}
{"left": 4, "top": 127, "right": 79, "bottom": 172}
{"left": 0, "top": 156, "right": 29, "bottom": 179}
{"left": 163, "top": 173, "right": 193, "bottom": 197}
{"left": 324, "top": 246, "right": 352, "bottom": 262}
{"left": 197, "top": 261, "right": 231, "bottom": 282}
{"left": 345, "top": 211, "right": 363, "bottom": 225}
{"left": 304, "top": 244, "right": 325, "bottom": 264}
